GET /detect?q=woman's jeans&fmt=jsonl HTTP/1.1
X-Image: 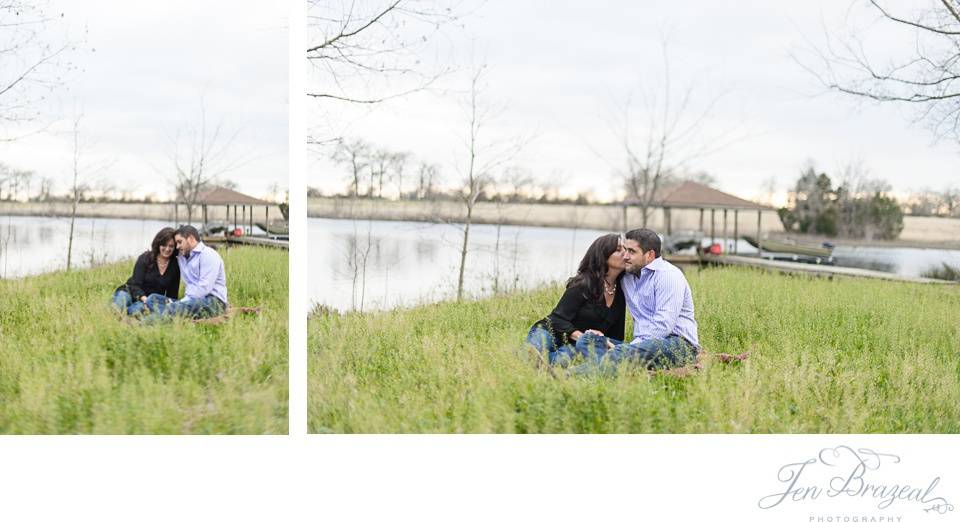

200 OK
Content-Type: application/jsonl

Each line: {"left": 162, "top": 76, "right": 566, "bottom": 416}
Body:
{"left": 526, "top": 325, "right": 577, "bottom": 365}
{"left": 526, "top": 326, "right": 625, "bottom": 366}
{"left": 111, "top": 290, "right": 146, "bottom": 316}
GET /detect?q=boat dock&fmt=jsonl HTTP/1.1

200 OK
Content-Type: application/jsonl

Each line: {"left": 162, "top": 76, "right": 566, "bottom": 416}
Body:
{"left": 204, "top": 235, "right": 289, "bottom": 250}
{"left": 700, "top": 254, "right": 953, "bottom": 284}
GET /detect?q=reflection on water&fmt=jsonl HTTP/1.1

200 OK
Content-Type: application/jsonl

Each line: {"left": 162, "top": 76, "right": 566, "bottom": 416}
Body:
{"left": 310, "top": 218, "right": 612, "bottom": 312}
{"left": 0, "top": 216, "right": 173, "bottom": 278}
{"left": 311, "top": 218, "right": 960, "bottom": 311}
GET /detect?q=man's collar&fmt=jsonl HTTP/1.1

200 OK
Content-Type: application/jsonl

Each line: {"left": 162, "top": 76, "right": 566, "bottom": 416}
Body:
{"left": 185, "top": 241, "right": 206, "bottom": 259}
{"left": 643, "top": 256, "right": 666, "bottom": 271}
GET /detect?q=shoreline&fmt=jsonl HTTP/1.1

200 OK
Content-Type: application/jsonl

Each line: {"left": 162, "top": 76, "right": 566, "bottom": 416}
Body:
{"left": 0, "top": 201, "right": 280, "bottom": 222}
{"left": 308, "top": 197, "right": 960, "bottom": 251}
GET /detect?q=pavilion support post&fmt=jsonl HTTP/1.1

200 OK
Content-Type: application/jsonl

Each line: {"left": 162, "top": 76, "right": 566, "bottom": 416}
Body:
{"left": 722, "top": 209, "right": 728, "bottom": 255}
{"left": 710, "top": 208, "right": 715, "bottom": 246}
{"left": 622, "top": 203, "right": 628, "bottom": 233}
{"left": 756, "top": 210, "right": 763, "bottom": 258}
{"left": 665, "top": 207, "right": 672, "bottom": 236}
{"left": 202, "top": 205, "right": 208, "bottom": 236}
{"left": 233, "top": 205, "right": 238, "bottom": 231}
{"left": 242, "top": 205, "right": 247, "bottom": 234}
{"left": 699, "top": 208, "right": 704, "bottom": 233}
{"left": 733, "top": 209, "right": 739, "bottom": 255}
{"left": 174, "top": 202, "right": 178, "bottom": 226}
{"left": 248, "top": 205, "right": 253, "bottom": 236}
{"left": 265, "top": 206, "right": 269, "bottom": 236}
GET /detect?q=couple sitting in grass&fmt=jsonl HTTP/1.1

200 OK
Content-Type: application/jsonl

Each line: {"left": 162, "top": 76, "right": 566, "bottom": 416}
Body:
{"left": 111, "top": 225, "right": 228, "bottom": 320}
{"left": 528, "top": 228, "right": 700, "bottom": 372}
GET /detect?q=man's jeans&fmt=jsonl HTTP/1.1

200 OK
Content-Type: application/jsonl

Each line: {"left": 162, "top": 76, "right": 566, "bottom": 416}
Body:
{"left": 145, "top": 295, "right": 225, "bottom": 320}
{"left": 575, "top": 331, "right": 698, "bottom": 372}
{"left": 527, "top": 326, "right": 626, "bottom": 366}
{"left": 111, "top": 289, "right": 146, "bottom": 316}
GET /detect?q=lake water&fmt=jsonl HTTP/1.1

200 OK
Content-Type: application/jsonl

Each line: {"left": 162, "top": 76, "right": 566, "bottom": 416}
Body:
{"left": 0, "top": 216, "right": 175, "bottom": 278}
{"left": 310, "top": 217, "right": 621, "bottom": 312}
{"left": 310, "top": 218, "right": 960, "bottom": 311}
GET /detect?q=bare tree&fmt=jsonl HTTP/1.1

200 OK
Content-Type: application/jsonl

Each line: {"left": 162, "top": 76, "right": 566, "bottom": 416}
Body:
{"left": 331, "top": 138, "right": 370, "bottom": 196}
{"left": 940, "top": 185, "right": 960, "bottom": 216}
{"left": 489, "top": 167, "right": 531, "bottom": 293}
{"left": 800, "top": 1, "right": 960, "bottom": 143}
{"left": 306, "top": 0, "right": 471, "bottom": 151}
{"left": 453, "top": 65, "right": 525, "bottom": 301}
{"left": 613, "top": 43, "right": 739, "bottom": 227}
{"left": 0, "top": 167, "right": 33, "bottom": 200}
{"left": 93, "top": 178, "right": 116, "bottom": 202}
{"left": 500, "top": 165, "right": 534, "bottom": 202}
{"left": 65, "top": 114, "right": 108, "bottom": 271}
{"left": 35, "top": 175, "right": 53, "bottom": 201}
{"left": 391, "top": 151, "right": 409, "bottom": 199}
{"left": 415, "top": 161, "right": 441, "bottom": 200}
{"left": 0, "top": 1, "right": 72, "bottom": 140}
{"left": 0, "top": 163, "right": 11, "bottom": 200}
{"left": 171, "top": 100, "right": 245, "bottom": 225}
{"left": 307, "top": 0, "right": 462, "bottom": 105}
{"left": 905, "top": 188, "right": 939, "bottom": 215}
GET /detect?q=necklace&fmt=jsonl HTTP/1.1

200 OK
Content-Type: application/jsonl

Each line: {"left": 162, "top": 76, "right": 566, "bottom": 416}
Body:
{"left": 603, "top": 279, "right": 616, "bottom": 295}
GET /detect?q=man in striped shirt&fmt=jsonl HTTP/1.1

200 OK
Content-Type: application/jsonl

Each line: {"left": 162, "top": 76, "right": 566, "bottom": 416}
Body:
{"left": 601, "top": 228, "right": 700, "bottom": 369}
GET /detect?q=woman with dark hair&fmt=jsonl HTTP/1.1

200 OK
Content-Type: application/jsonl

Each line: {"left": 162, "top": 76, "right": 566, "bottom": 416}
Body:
{"left": 527, "top": 233, "right": 626, "bottom": 365}
{"left": 111, "top": 227, "right": 181, "bottom": 315}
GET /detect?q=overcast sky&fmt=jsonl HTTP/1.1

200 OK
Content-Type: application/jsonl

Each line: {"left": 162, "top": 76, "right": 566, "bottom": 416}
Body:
{"left": 0, "top": 0, "right": 288, "bottom": 201}
{"left": 311, "top": 0, "right": 960, "bottom": 204}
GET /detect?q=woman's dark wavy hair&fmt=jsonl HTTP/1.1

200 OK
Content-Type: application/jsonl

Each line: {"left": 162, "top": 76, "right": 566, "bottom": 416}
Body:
{"left": 146, "top": 227, "right": 177, "bottom": 268}
{"left": 566, "top": 233, "right": 622, "bottom": 301}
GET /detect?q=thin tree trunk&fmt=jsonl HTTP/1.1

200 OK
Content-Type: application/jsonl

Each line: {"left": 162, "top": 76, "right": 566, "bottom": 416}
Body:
{"left": 66, "top": 119, "right": 81, "bottom": 272}
{"left": 457, "top": 202, "right": 472, "bottom": 301}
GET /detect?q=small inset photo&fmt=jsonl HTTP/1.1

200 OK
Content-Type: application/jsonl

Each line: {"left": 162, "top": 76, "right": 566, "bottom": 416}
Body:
{"left": 0, "top": 1, "right": 288, "bottom": 434}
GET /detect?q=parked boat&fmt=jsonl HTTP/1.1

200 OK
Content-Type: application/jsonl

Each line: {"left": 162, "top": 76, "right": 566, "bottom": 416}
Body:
{"left": 741, "top": 235, "right": 834, "bottom": 265}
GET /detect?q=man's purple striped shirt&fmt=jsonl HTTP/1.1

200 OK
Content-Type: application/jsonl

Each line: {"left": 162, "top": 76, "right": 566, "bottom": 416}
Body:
{"left": 622, "top": 256, "right": 700, "bottom": 348}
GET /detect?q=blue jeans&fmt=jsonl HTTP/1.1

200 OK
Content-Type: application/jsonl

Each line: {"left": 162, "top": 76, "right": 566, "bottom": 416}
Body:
{"left": 526, "top": 325, "right": 579, "bottom": 365}
{"left": 594, "top": 334, "right": 699, "bottom": 371}
{"left": 573, "top": 331, "right": 625, "bottom": 363}
{"left": 111, "top": 289, "right": 146, "bottom": 316}
{"left": 145, "top": 295, "right": 225, "bottom": 320}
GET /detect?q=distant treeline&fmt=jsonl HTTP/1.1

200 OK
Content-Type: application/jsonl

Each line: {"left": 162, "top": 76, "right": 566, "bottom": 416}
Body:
{"left": 315, "top": 140, "right": 960, "bottom": 223}
{"left": 778, "top": 167, "right": 905, "bottom": 240}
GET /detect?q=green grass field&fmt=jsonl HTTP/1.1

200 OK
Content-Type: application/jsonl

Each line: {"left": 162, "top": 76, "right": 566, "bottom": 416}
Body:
{"left": 0, "top": 246, "right": 288, "bottom": 434}
{"left": 308, "top": 267, "right": 960, "bottom": 433}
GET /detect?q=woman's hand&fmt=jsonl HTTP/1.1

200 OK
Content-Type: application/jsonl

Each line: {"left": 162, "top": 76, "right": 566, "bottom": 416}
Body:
{"left": 584, "top": 329, "right": 604, "bottom": 336}
{"left": 140, "top": 296, "right": 148, "bottom": 303}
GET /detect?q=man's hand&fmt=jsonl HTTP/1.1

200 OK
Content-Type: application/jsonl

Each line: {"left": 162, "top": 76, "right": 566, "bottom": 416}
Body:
{"left": 140, "top": 296, "right": 148, "bottom": 303}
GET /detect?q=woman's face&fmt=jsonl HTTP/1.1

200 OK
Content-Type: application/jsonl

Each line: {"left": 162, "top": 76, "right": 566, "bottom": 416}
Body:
{"left": 607, "top": 243, "right": 626, "bottom": 271}
{"left": 159, "top": 239, "right": 176, "bottom": 260}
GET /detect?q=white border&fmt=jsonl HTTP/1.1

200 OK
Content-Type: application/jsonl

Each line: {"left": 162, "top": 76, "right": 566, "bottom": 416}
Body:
{"left": 288, "top": 0, "right": 307, "bottom": 436}
{"left": 0, "top": 435, "right": 954, "bottom": 520}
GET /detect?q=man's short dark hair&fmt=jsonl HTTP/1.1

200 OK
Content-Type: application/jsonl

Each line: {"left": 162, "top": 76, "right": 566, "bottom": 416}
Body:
{"left": 176, "top": 225, "right": 201, "bottom": 241}
{"left": 625, "top": 228, "right": 661, "bottom": 258}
